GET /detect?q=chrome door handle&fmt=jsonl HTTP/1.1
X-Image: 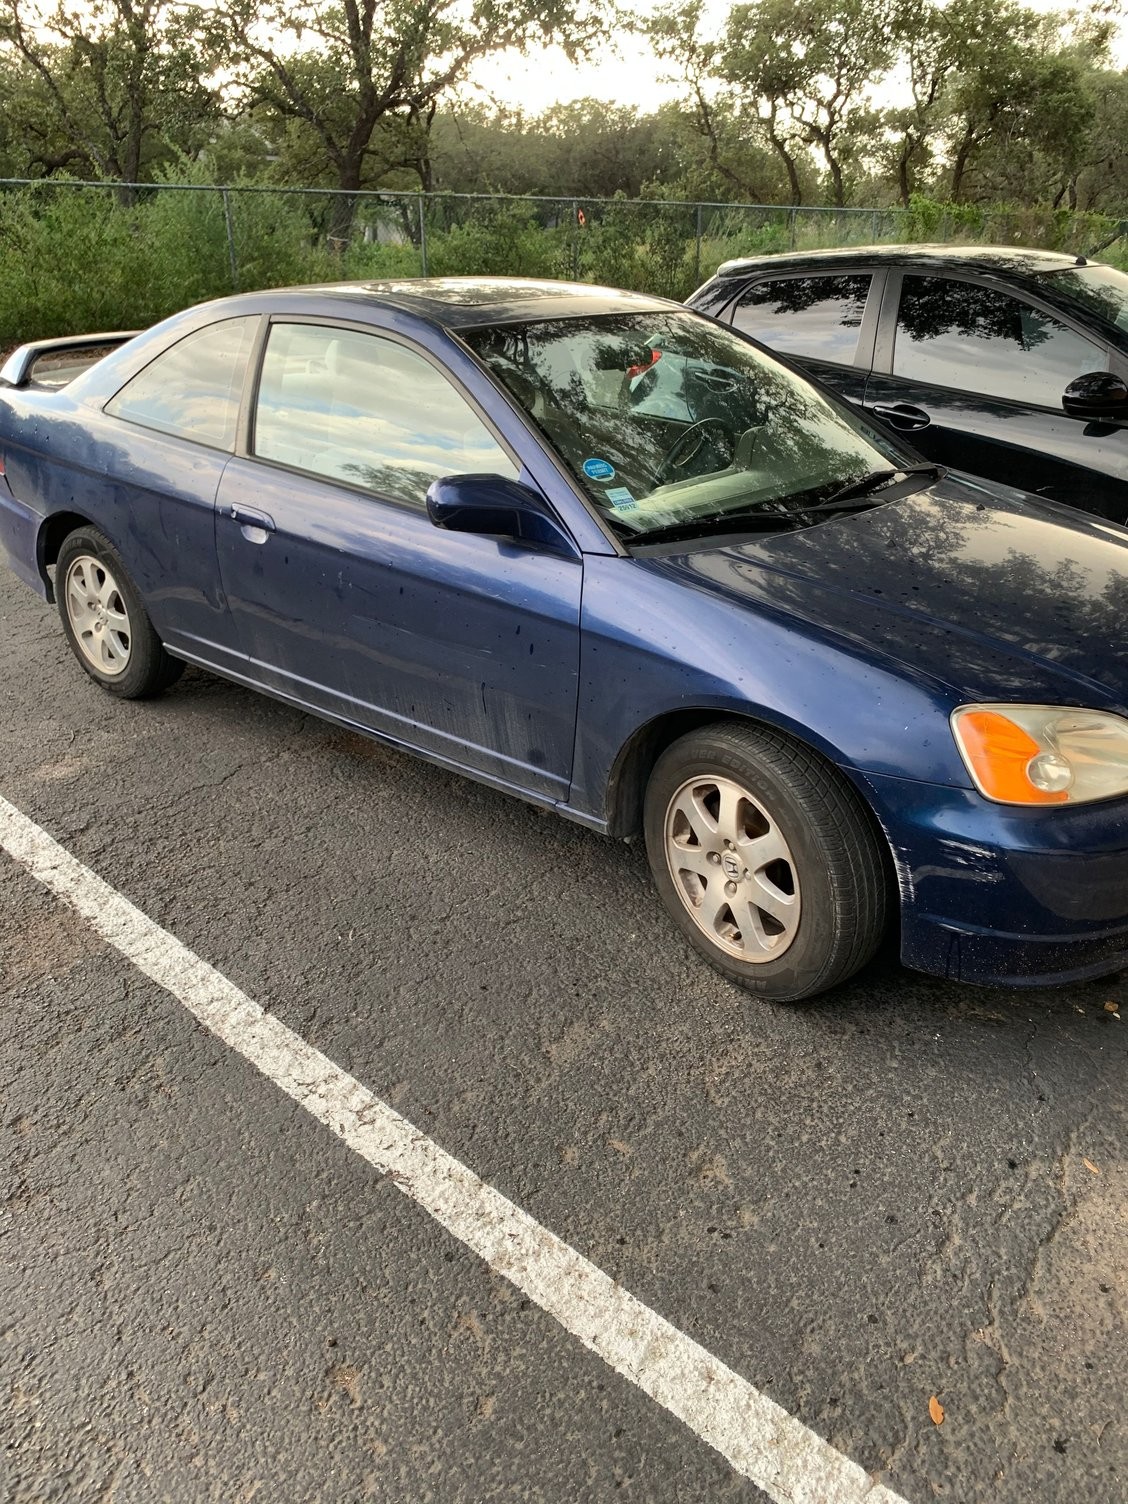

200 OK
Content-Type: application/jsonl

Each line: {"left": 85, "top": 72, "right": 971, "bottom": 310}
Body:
{"left": 228, "top": 504, "right": 275, "bottom": 542}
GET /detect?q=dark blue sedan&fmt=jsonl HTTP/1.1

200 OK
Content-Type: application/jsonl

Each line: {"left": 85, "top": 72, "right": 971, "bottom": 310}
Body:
{"left": 4, "top": 277, "right": 1128, "bottom": 1003}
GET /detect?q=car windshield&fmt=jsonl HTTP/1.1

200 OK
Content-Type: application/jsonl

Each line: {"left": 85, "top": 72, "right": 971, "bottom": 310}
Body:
{"left": 1046, "top": 263, "right": 1128, "bottom": 333}
{"left": 463, "top": 311, "right": 910, "bottom": 541}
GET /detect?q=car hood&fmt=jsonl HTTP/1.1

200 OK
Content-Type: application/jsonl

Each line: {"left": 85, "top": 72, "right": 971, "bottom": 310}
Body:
{"left": 642, "top": 474, "right": 1128, "bottom": 711}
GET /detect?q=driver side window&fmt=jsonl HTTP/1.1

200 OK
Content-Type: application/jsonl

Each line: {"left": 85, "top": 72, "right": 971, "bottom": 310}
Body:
{"left": 253, "top": 323, "right": 519, "bottom": 507}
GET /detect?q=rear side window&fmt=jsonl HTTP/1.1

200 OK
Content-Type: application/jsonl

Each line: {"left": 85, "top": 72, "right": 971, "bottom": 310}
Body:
{"left": 732, "top": 275, "right": 872, "bottom": 364}
{"left": 893, "top": 276, "right": 1106, "bottom": 407}
{"left": 252, "top": 323, "right": 519, "bottom": 507}
{"left": 105, "top": 317, "right": 257, "bottom": 450}
{"left": 689, "top": 279, "right": 740, "bottom": 319}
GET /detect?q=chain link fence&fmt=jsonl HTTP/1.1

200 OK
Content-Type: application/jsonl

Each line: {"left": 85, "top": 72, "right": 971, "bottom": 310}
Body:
{"left": 1, "top": 177, "right": 1125, "bottom": 347}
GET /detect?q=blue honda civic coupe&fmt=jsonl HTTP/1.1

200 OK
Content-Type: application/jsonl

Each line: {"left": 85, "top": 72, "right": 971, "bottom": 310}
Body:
{"left": 3, "top": 277, "right": 1128, "bottom": 1002}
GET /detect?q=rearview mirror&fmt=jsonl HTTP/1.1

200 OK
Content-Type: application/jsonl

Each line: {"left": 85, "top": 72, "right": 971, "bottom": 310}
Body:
{"left": 1062, "top": 371, "right": 1128, "bottom": 421}
{"left": 426, "top": 473, "right": 574, "bottom": 552}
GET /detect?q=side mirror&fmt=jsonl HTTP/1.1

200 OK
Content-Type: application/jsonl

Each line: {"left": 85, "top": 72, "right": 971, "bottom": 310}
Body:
{"left": 426, "top": 473, "right": 574, "bottom": 552}
{"left": 1062, "top": 371, "right": 1128, "bottom": 421}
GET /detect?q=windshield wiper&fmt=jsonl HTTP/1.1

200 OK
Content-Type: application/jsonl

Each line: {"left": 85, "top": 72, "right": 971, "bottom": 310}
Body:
{"left": 624, "top": 463, "right": 946, "bottom": 546}
{"left": 626, "top": 507, "right": 799, "bottom": 546}
{"left": 797, "top": 462, "right": 944, "bottom": 512}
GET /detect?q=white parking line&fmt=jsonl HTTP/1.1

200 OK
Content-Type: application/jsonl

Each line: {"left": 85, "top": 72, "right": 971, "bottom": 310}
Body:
{"left": 1, "top": 791, "right": 908, "bottom": 1504}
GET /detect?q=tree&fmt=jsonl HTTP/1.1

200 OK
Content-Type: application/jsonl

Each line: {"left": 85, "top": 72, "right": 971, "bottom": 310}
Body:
{"left": 722, "top": 0, "right": 898, "bottom": 207}
{"left": 1068, "top": 67, "right": 1128, "bottom": 210}
{"left": 0, "top": 0, "right": 223, "bottom": 190}
{"left": 651, "top": 0, "right": 896, "bottom": 206}
{"left": 876, "top": 0, "right": 965, "bottom": 208}
{"left": 428, "top": 99, "right": 683, "bottom": 200}
{"left": 939, "top": 2, "right": 1100, "bottom": 202}
{"left": 220, "top": 0, "right": 609, "bottom": 234}
{"left": 650, "top": 0, "right": 777, "bottom": 200}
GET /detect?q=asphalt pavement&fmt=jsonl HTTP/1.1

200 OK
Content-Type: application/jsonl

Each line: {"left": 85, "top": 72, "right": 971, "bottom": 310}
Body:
{"left": 1, "top": 582, "right": 1124, "bottom": 1503}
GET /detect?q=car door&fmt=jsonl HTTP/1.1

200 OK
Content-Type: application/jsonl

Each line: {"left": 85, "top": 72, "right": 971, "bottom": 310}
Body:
{"left": 723, "top": 271, "right": 882, "bottom": 408}
{"left": 214, "top": 319, "right": 582, "bottom": 801}
{"left": 865, "top": 270, "right": 1128, "bottom": 521}
{"left": 97, "top": 314, "right": 260, "bottom": 662}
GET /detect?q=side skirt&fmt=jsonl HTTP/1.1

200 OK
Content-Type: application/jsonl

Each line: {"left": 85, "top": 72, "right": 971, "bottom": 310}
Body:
{"left": 166, "top": 645, "right": 612, "bottom": 837}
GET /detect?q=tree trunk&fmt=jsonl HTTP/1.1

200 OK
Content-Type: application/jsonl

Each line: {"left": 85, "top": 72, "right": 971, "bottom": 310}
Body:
{"left": 769, "top": 129, "right": 802, "bottom": 206}
{"left": 414, "top": 101, "right": 437, "bottom": 190}
{"left": 898, "top": 118, "right": 934, "bottom": 208}
{"left": 828, "top": 154, "right": 846, "bottom": 207}
{"left": 329, "top": 157, "right": 364, "bottom": 244}
{"left": 950, "top": 128, "right": 976, "bottom": 203}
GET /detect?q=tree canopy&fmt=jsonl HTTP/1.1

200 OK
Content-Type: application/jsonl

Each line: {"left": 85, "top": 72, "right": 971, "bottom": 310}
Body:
{"left": 1, "top": 0, "right": 1127, "bottom": 213}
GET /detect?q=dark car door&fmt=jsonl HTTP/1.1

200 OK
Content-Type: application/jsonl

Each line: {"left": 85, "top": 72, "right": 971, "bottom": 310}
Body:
{"left": 724, "top": 271, "right": 882, "bottom": 407}
{"left": 866, "top": 270, "right": 1128, "bottom": 521}
{"left": 214, "top": 320, "right": 582, "bottom": 801}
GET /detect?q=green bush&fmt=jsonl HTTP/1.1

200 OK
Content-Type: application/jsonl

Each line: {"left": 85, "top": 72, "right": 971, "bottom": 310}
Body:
{"left": 0, "top": 187, "right": 153, "bottom": 344}
{"left": 3, "top": 180, "right": 1127, "bottom": 350}
{"left": 423, "top": 205, "right": 561, "bottom": 278}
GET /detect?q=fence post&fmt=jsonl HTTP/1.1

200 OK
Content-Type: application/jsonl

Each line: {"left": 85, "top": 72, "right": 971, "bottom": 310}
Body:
{"left": 418, "top": 193, "right": 429, "bottom": 276}
{"left": 694, "top": 203, "right": 703, "bottom": 285}
{"left": 221, "top": 187, "right": 239, "bottom": 291}
{"left": 871, "top": 209, "right": 879, "bottom": 242}
{"left": 788, "top": 206, "right": 797, "bottom": 250}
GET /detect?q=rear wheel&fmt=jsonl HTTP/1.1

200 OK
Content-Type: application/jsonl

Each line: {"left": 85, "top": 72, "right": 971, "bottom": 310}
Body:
{"left": 644, "top": 722, "right": 888, "bottom": 1002}
{"left": 56, "top": 527, "right": 183, "bottom": 698}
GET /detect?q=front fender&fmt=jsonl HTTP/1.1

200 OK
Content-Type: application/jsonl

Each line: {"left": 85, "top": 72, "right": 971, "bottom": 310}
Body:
{"left": 570, "top": 555, "right": 972, "bottom": 824}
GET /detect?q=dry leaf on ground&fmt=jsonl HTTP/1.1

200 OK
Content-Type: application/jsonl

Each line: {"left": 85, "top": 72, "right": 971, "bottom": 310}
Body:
{"left": 929, "top": 1395, "right": 945, "bottom": 1426}
{"left": 1083, "top": 1157, "right": 1101, "bottom": 1175}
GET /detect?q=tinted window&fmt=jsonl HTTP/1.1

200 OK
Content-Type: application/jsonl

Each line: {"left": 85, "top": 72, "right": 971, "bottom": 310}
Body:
{"left": 732, "top": 275, "right": 872, "bottom": 364}
{"left": 690, "top": 278, "right": 740, "bottom": 319}
{"left": 893, "top": 276, "right": 1106, "bottom": 407}
{"left": 1046, "top": 263, "right": 1128, "bottom": 333}
{"left": 254, "top": 324, "right": 518, "bottom": 507}
{"left": 106, "top": 318, "right": 257, "bottom": 450}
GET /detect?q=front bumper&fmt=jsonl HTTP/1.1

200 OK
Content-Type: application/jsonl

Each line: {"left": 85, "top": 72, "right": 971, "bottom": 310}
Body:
{"left": 857, "top": 770, "right": 1128, "bottom": 987}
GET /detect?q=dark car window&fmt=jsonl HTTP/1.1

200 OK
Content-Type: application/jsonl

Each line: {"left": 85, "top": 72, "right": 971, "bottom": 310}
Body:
{"left": 893, "top": 276, "right": 1106, "bottom": 407}
{"left": 253, "top": 323, "right": 518, "bottom": 507}
{"left": 1043, "top": 263, "right": 1128, "bottom": 333}
{"left": 105, "top": 317, "right": 258, "bottom": 451}
{"left": 732, "top": 275, "right": 872, "bottom": 364}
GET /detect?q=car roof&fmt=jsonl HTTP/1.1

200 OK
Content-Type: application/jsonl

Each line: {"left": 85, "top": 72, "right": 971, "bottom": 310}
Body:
{"left": 263, "top": 277, "right": 679, "bottom": 328}
{"left": 713, "top": 244, "right": 1090, "bottom": 281}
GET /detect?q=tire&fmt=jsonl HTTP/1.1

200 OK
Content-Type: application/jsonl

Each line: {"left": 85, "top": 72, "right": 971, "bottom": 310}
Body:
{"left": 55, "top": 527, "right": 184, "bottom": 699}
{"left": 643, "top": 722, "right": 888, "bottom": 1003}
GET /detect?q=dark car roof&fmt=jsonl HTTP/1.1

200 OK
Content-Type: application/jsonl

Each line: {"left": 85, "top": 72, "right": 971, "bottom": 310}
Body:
{"left": 273, "top": 277, "right": 678, "bottom": 328}
{"left": 712, "top": 244, "right": 1089, "bottom": 281}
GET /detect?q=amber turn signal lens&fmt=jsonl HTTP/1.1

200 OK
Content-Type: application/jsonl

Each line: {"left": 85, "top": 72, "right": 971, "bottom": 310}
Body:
{"left": 954, "top": 710, "right": 1069, "bottom": 805}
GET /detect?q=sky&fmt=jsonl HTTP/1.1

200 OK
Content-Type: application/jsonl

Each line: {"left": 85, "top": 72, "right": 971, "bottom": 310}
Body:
{"left": 471, "top": 36, "right": 680, "bottom": 113}
{"left": 467, "top": 0, "right": 1128, "bottom": 115}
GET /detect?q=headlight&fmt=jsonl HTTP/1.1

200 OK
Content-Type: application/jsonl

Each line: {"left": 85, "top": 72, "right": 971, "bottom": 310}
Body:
{"left": 951, "top": 704, "right": 1128, "bottom": 806}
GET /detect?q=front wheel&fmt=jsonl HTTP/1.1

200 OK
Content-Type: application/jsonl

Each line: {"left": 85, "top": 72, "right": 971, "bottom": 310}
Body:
{"left": 644, "top": 723, "right": 888, "bottom": 1002}
{"left": 56, "top": 527, "right": 184, "bottom": 698}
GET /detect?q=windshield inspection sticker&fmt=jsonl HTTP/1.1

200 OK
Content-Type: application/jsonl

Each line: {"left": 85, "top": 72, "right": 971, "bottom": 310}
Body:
{"left": 605, "top": 487, "right": 638, "bottom": 511}
{"left": 583, "top": 457, "right": 616, "bottom": 482}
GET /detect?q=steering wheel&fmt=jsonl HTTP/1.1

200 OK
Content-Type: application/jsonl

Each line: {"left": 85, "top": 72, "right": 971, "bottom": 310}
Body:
{"left": 654, "top": 418, "right": 734, "bottom": 487}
